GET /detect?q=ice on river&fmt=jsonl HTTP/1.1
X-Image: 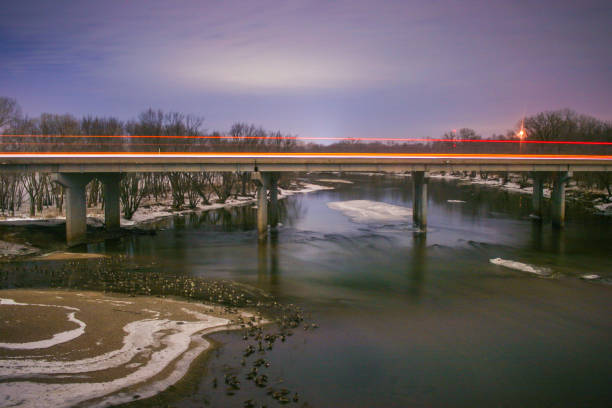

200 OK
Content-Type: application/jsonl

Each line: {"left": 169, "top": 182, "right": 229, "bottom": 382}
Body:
{"left": 489, "top": 258, "right": 552, "bottom": 276}
{"left": 327, "top": 200, "right": 412, "bottom": 223}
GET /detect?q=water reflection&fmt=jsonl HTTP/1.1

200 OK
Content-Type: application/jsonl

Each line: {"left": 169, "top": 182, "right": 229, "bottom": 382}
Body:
{"left": 551, "top": 227, "right": 565, "bottom": 255}
{"left": 257, "top": 230, "right": 280, "bottom": 290}
{"left": 530, "top": 220, "right": 544, "bottom": 251}
{"left": 408, "top": 232, "right": 426, "bottom": 300}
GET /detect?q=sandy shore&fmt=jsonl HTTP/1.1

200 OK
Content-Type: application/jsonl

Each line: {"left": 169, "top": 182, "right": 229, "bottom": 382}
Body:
{"left": 0, "top": 289, "right": 255, "bottom": 407}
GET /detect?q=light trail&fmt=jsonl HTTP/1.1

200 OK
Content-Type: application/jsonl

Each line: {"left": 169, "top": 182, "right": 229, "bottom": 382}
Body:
{"left": 1, "top": 135, "right": 612, "bottom": 145}
{"left": 1, "top": 152, "right": 612, "bottom": 160}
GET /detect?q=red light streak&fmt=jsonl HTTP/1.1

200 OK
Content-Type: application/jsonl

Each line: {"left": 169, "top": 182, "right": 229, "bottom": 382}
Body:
{"left": 0, "top": 135, "right": 611, "bottom": 146}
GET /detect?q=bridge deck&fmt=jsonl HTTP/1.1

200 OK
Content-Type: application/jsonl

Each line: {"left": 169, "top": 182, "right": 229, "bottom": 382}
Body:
{"left": 1, "top": 153, "right": 611, "bottom": 172}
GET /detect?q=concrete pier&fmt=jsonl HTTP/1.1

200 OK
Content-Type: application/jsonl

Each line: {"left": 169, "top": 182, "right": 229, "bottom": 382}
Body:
{"left": 253, "top": 172, "right": 280, "bottom": 239}
{"left": 532, "top": 172, "right": 544, "bottom": 219}
{"left": 412, "top": 171, "right": 429, "bottom": 231}
{"left": 253, "top": 172, "right": 270, "bottom": 239}
{"left": 52, "top": 173, "right": 92, "bottom": 246}
{"left": 552, "top": 171, "right": 570, "bottom": 228}
{"left": 269, "top": 174, "right": 279, "bottom": 228}
{"left": 100, "top": 174, "right": 121, "bottom": 232}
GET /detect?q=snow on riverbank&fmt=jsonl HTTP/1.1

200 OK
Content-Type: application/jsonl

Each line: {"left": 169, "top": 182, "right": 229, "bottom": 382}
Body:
{"left": 429, "top": 173, "right": 553, "bottom": 198}
{"left": 327, "top": 200, "right": 412, "bottom": 223}
{"left": 594, "top": 201, "right": 612, "bottom": 215}
{"left": 0, "top": 182, "right": 334, "bottom": 229}
{"left": 429, "top": 172, "right": 612, "bottom": 215}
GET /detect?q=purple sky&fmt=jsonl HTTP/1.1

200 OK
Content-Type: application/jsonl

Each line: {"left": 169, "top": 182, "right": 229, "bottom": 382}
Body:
{"left": 1, "top": 0, "right": 610, "bottom": 138}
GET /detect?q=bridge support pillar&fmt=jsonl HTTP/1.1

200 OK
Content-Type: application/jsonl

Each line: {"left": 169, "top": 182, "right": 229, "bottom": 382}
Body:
{"left": 253, "top": 172, "right": 280, "bottom": 239}
{"left": 253, "top": 172, "right": 271, "bottom": 239}
{"left": 52, "top": 173, "right": 93, "bottom": 246}
{"left": 99, "top": 173, "right": 121, "bottom": 232}
{"left": 412, "top": 171, "right": 429, "bottom": 231}
{"left": 552, "top": 171, "right": 571, "bottom": 228}
{"left": 532, "top": 172, "right": 544, "bottom": 220}
{"left": 269, "top": 173, "right": 279, "bottom": 228}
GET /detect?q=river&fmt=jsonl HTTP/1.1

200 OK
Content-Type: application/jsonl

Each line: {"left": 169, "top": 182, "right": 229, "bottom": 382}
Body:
{"left": 9, "top": 174, "right": 612, "bottom": 407}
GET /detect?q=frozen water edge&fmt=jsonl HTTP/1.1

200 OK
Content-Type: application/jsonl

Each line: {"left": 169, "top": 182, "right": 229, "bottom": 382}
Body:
{"left": 0, "top": 319, "right": 228, "bottom": 408}
{"left": 0, "top": 291, "right": 237, "bottom": 408}
{"left": 490, "top": 258, "right": 552, "bottom": 276}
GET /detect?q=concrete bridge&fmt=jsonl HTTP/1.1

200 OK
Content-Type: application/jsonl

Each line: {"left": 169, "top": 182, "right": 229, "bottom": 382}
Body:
{"left": 1, "top": 153, "right": 611, "bottom": 245}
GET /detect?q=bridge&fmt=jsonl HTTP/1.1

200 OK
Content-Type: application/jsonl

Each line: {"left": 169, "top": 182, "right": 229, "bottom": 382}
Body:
{"left": 1, "top": 152, "right": 611, "bottom": 245}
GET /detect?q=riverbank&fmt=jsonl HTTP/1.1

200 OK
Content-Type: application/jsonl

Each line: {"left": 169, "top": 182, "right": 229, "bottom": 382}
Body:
{"left": 0, "top": 181, "right": 334, "bottom": 259}
{"left": 0, "top": 181, "right": 333, "bottom": 227}
{"left": 0, "top": 289, "right": 254, "bottom": 408}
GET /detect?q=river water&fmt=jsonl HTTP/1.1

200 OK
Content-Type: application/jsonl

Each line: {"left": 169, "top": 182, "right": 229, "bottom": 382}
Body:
{"left": 79, "top": 174, "right": 612, "bottom": 406}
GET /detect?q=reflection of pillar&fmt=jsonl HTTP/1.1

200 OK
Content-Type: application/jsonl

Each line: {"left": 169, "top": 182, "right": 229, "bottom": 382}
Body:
{"left": 52, "top": 173, "right": 93, "bottom": 246}
{"left": 257, "top": 235, "right": 268, "bottom": 281}
{"left": 532, "top": 172, "right": 544, "bottom": 220}
{"left": 100, "top": 173, "right": 121, "bottom": 232}
{"left": 269, "top": 229, "right": 279, "bottom": 282}
{"left": 409, "top": 232, "right": 427, "bottom": 299}
{"left": 257, "top": 230, "right": 280, "bottom": 289}
{"left": 269, "top": 174, "right": 279, "bottom": 228}
{"left": 552, "top": 171, "right": 570, "bottom": 228}
{"left": 412, "top": 171, "right": 428, "bottom": 231}
{"left": 551, "top": 226, "right": 565, "bottom": 254}
{"left": 530, "top": 219, "right": 544, "bottom": 251}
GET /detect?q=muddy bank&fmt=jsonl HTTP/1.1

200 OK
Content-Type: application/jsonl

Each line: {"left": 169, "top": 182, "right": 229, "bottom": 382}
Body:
{"left": 0, "top": 256, "right": 315, "bottom": 408}
{"left": 0, "top": 289, "right": 252, "bottom": 408}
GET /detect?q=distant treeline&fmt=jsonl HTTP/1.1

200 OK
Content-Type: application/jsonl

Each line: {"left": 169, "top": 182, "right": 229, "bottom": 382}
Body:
{"left": 1, "top": 97, "right": 611, "bottom": 155}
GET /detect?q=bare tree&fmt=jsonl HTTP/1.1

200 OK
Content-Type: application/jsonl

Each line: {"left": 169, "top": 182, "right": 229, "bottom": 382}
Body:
{"left": 0, "top": 97, "right": 22, "bottom": 130}
{"left": 189, "top": 173, "right": 214, "bottom": 205}
{"left": 0, "top": 174, "right": 22, "bottom": 216}
{"left": 120, "top": 174, "right": 147, "bottom": 219}
{"left": 205, "top": 172, "right": 237, "bottom": 203}
{"left": 22, "top": 173, "right": 45, "bottom": 216}
{"left": 167, "top": 172, "right": 188, "bottom": 209}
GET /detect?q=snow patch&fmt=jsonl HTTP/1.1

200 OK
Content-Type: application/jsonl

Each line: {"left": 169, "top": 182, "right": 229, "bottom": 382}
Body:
{"left": 327, "top": 200, "right": 412, "bottom": 223}
{"left": 316, "top": 179, "right": 354, "bottom": 184}
{"left": 0, "top": 240, "right": 38, "bottom": 257}
{"left": 279, "top": 183, "right": 333, "bottom": 197}
{"left": 594, "top": 202, "right": 612, "bottom": 215}
{"left": 489, "top": 258, "right": 552, "bottom": 276}
{"left": 0, "top": 299, "right": 85, "bottom": 350}
{"left": 0, "top": 316, "right": 230, "bottom": 408}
